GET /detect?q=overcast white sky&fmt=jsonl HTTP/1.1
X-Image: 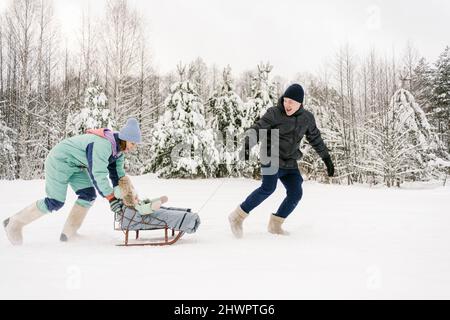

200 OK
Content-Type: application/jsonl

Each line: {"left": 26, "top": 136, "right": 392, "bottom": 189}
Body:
{"left": 2, "top": 0, "right": 450, "bottom": 78}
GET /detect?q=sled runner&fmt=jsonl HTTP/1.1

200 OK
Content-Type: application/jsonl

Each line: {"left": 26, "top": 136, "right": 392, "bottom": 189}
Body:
{"left": 114, "top": 206, "right": 200, "bottom": 247}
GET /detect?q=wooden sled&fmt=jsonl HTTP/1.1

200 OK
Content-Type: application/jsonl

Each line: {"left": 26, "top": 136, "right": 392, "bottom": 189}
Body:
{"left": 114, "top": 209, "right": 185, "bottom": 247}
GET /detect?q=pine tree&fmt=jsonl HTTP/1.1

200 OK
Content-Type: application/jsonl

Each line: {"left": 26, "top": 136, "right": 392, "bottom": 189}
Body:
{"left": 187, "top": 57, "right": 211, "bottom": 103}
{"left": 144, "top": 68, "right": 219, "bottom": 178}
{"left": 243, "top": 63, "right": 278, "bottom": 178}
{"left": 209, "top": 66, "right": 247, "bottom": 177}
{"left": 66, "top": 85, "right": 114, "bottom": 137}
{"left": 432, "top": 46, "right": 450, "bottom": 151}
{"left": 0, "top": 109, "right": 16, "bottom": 179}
{"left": 363, "top": 89, "right": 448, "bottom": 187}
{"left": 245, "top": 63, "right": 278, "bottom": 122}
{"left": 411, "top": 57, "right": 434, "bottom": 113}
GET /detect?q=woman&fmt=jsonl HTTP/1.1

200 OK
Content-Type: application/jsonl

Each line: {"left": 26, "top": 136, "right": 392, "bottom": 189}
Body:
{"left": 3, "top": 118, "right": 142, "bottom": 245}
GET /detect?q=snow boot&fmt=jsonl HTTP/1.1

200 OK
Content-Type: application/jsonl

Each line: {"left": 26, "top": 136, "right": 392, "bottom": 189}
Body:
{"left": 228, "top": 206, "right": 248, "bottom": 239}
{"left": 3, "top": 202, "right": 45, "bottom": 246}
{"left": 268, "top": 214, "right": 289, "bottom": 235}
{"left": 60, "top": 204, "right": 90, "bottom": 242}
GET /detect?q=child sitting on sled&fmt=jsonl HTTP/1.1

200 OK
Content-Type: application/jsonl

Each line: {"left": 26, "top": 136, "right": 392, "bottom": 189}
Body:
{"left": 117, "top": 175, "right": 168, "bottom": 215}
{"left": 116, "top": 176, "right": 200, "bottom": 234}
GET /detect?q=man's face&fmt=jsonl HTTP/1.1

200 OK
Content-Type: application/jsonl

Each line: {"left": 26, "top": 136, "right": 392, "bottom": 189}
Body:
{"left": 124, "top": 141, "right": 137, "bottom": 153}
{"left": 283, "top": 97, "right": 301, "bottom": 116}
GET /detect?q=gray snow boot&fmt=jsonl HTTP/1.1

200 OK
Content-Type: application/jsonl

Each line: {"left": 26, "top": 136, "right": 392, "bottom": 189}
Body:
{"left": 268, "top": 214, "right": 289, "bottom": 235}
{"left": 60, "top": 204, "right": 90, "bottom": 242}
{"left": 228, "top": 206, "right": 248, "bottom": 239}
{"left": 3, "top": 202, "right": 45, "bottom": 246}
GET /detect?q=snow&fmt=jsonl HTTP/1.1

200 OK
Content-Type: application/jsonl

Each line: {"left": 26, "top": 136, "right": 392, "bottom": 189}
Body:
{"left": 1, "top": 176, "right": 450, "bottom": 299}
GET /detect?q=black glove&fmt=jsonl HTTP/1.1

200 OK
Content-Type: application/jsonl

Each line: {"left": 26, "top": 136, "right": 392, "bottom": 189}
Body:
{"left": 109, "top": 197, "right": 124, "bottom": 215}
{"left": 322, "top": 156, "right": 335, "bottom": 177}
{"left": 244, "top": 146, "right": 250, "bottom": 161}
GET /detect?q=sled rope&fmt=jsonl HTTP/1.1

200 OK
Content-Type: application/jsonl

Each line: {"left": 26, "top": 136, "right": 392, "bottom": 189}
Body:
{"left": 197, "top": 180, "right": 226, "bottom": 214}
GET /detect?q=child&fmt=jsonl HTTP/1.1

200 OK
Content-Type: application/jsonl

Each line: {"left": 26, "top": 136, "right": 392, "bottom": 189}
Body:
{"left": 116, "top": 176, "right": 200, "bottom": 234}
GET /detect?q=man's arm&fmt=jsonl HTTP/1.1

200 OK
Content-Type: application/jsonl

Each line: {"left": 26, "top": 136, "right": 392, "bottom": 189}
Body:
{"left": 243, "top": 108, "right": 277, "bottom": 157}
{"left": 305, "top": 113, "right": 329, "bottom": 159}
{"left": 306, "top": 113, "right": 334, "bottom": 177}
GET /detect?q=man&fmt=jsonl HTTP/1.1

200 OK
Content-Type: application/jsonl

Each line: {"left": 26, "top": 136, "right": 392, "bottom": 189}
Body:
{"left": 3, "top": 118, "right": 142, "bottom": 245}
{"left": 229, "top": 84, "right": 334, "bottom": 238}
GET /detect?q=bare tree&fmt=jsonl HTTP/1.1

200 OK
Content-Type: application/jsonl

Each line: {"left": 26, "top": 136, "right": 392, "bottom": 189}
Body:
{"left": 101, "top": 0, "right": 143, "bottom": 124}
{"left": 401, "top": 41, "right": 420, "bottom": 91}
{"left": 333, "top": 44, "right": 356, "bottom": 184}
{"left": 0, "top": 21, "right": 4, "bottom": 99}
{"left": 5, "top": 0, "right": 39, "bottom": 177}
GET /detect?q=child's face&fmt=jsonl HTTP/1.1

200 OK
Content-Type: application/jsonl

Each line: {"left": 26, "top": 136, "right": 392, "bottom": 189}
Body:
{"left": 124, "top": 141, "right": 137, "bottom": 153}
{"left": 283, "top": 97, "right": 301, "bottom": 116}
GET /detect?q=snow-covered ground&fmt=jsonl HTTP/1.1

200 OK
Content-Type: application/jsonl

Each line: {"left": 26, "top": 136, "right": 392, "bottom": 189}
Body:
{"left": 1, "top": 175, "right": 449, "bottom": 299}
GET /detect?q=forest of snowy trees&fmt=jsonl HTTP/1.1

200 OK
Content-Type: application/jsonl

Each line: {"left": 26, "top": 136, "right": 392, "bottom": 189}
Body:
{"left": 0, "top": 0, "right": 449, "bottom": 187}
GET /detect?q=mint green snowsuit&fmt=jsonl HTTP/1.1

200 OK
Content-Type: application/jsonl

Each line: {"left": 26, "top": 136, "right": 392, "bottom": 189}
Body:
{"left": 36, "top": 130, "right": 125, "bottom": 213}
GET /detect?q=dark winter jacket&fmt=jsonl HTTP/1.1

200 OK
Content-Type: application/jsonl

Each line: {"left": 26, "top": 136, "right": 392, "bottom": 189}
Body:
{"left": 245, "top": 97, "right": 330, "bottom": 169}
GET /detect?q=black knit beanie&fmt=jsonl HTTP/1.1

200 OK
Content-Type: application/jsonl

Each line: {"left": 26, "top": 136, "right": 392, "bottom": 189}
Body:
{"left": 283, "top": 84, "right": 304, "bottom": 104}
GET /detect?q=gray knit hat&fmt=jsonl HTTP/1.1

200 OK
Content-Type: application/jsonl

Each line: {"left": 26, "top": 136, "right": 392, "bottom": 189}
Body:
{"left": 119, "top": 118, "right": 142, "bottom": 143}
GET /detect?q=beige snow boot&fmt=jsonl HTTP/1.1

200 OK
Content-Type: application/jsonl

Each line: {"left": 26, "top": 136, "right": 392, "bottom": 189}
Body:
{"left": 3, "top": 202, "right": 45, "bottom": 246}
{"left": 268, "top": 214, "right": 289, "bottom": 235}
{"left": 60, "top": 204, "right": 90, "bottom": 242}
{"left": 228, "top": 206, "right": 248, "bottom": 239}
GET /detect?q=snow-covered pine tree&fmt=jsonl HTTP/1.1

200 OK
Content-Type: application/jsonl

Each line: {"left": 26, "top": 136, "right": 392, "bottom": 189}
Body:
{"left": 363, "top": 89, "right": 447, "bottom": 187}
{"left": 431, "top": 46, "right": 450, "bottom": 152}
{"left": 363, "top": 100, "right": 415, "bottom": 187}
{"left": 243, "top": 63, "right": 278, "bottom": 178}
{"left": 0, "top": 108, "right": 17, "bottom": 179}
{"left": 245, "top": 63, "right": 278, "bottom": 122}
{"left": 187, "top": 57, "right": 211, "bottom": 104}
{"left": 411, "top": 57, "right": 434, "bottom": 113}
{"left": 236, "top": 70, "right": 256, "bottom": 103}
{"left": 209, "top": 66, "right": 248, "bottom": 177}
{"left": 66, "top": 85, "right": 114, "bottom": 137}
{"left": 144, "top": 66, "right": 219, "bottom": 178}
{"left": 398, "top": 89, "right": 450, "bottom": 181}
